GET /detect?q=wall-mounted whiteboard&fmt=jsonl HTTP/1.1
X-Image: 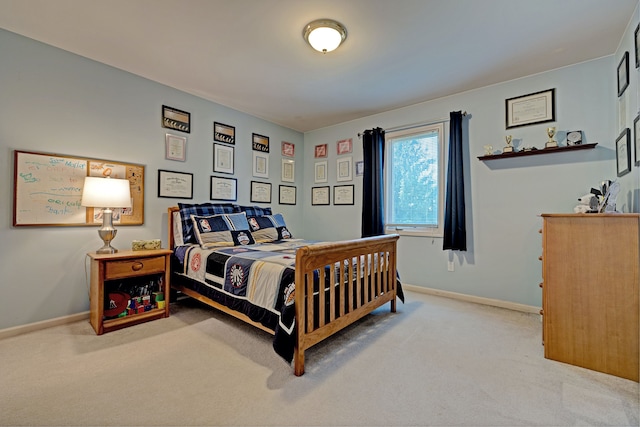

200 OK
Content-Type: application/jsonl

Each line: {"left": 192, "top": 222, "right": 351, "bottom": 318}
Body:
{"left": 13, "top": 150, "right": 145, "bottom": 226}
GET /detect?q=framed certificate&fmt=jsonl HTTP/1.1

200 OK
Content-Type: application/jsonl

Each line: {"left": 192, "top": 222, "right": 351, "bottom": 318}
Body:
{"left": 210, "top": 176, "right": 237, "bottom": 201}
{"left": 333, "top": 185, "right": 354, "bottom": 205}
{"left": 158, "top": 169, "right": 193, "bottom": 199}
{"left": 250, "top": 181, "right": 271, "bottom": 203}
{"left": 505, "top": 89, "right": 555, "bottom": 129}
{"left": 311, "top": 186, "right": 330, "bottom": 206}
{"left": 279, "top": 185, "right": 296, "bottom": 205}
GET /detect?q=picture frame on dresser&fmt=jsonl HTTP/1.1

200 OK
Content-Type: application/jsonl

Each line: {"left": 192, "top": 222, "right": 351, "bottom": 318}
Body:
{"left": 616, "top": 128, "right": 631, "bottom": 177}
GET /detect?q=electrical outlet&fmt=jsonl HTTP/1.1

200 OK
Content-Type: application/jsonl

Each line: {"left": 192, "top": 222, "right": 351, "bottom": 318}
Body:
{"left": 447, "top": 261, "right": 454, "bottom": 272}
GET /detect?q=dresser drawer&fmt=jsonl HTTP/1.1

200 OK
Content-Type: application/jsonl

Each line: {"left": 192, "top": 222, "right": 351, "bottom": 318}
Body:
{"left": 104, "top": 256, "right": 166, "bottom": 280}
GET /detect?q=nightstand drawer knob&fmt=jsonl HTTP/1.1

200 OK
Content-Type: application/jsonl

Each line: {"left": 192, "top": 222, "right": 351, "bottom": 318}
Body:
{"left": 131, "top": 262, "right": 144, "bottom": 271}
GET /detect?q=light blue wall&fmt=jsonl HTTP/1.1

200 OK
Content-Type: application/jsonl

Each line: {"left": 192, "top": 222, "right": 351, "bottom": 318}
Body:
{"left": 302, "top": 27, "right": 639, "bottom": 307}
{"left": 2, "top": 4, "right": 639, "bottom": 329}
{"left": 0, "top": 29, "right": 303, "bottom": 330}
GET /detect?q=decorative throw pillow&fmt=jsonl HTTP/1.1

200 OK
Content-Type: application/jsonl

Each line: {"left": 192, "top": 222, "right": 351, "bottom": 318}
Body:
{"left": 247, "top": 213, "right": 293, "bottom": 242}
{"left": 191, "top": 212, "right": 255, "bottom": 248}
{"left": 178, "top": 202, "right": 236, "bottom": 244}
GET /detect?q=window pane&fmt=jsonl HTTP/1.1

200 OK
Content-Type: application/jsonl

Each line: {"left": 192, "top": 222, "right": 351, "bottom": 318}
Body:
{"left": 388, "top": 127, "right": 440, "bottom": 227}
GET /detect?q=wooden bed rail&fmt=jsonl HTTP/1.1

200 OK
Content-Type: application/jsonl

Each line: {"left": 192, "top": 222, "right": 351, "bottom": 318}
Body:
{"left": 293, "top": 234, "right": 399, "bottom": 376}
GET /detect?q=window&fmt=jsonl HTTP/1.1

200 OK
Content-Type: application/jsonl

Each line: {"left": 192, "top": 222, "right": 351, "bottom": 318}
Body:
{"left": 385, "top": 122, "right": 446, "bottom": 237}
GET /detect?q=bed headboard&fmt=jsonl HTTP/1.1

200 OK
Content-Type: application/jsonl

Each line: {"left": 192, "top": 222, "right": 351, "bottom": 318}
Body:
{"left": 168, "top": 206, "right": 179, "bottom": 250}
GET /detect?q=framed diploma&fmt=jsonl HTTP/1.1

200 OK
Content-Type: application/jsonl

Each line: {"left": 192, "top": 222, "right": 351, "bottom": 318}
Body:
{"left": 281, "top": 159, "right": 295, "bottom": 182}
{"left": 157, "top": 170, "right": 193, "bottom": 199}
{"left": 165, "top": 134, "right": 186, "bottom": 161}
{"left": 210, "top": 176, "right": 237, "bottom": 201}
{"left": 336, "top": 156, "right": 353, "bottom": 182}
{"left": 213, "top": 143, "right": 234, "bottom": 174}
{"left": 333, "top": 185, "right": 354, "bottom": 205}
{"left": 616, "top": 128, "right": 631, "bottom": 177}
{"left": 279, "top": 185, "right": 296, "bottom": 205}
{"left": 505, "top": 89, "right": 555, "bottom": 129}
{"left": 311, "top": 186, "right": 330, "bottom": 206}
{"left": 250, "top": 181, "right": 271, "bottom": 203}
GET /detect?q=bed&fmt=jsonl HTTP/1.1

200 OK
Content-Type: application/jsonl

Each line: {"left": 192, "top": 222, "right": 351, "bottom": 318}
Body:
{"left": 168, "top": 203, "right": 401, "bottom": 376}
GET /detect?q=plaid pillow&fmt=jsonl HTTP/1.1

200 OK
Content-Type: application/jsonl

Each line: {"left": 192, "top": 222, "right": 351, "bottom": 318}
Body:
{"left": 247, "top": 213, "right": 293, "bottom": 242}
{"left": 191, "top": 212, "right": 255, "bottom": 248}
{"left": 234, "top": 205, "right": 273, "bottom": 217}
{"left": 178, "top": 203, "right": 236, "bottom": 244}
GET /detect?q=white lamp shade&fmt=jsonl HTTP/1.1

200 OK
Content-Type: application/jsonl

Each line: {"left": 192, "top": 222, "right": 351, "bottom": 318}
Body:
{"left": 81, "top": 177, "right": 132, "bottom": 208}
{"left": 303, "top": 19, "right": 347, "bottom": 53}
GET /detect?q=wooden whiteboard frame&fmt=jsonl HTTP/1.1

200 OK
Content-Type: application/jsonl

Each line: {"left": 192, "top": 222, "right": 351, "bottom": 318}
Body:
{"left": 13, "top": 150, "right": 145, "bottom": 226}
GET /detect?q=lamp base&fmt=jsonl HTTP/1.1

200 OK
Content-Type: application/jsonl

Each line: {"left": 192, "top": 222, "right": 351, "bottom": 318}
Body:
{"left": 95, "top": 208, "right": 119, "bottom": 254}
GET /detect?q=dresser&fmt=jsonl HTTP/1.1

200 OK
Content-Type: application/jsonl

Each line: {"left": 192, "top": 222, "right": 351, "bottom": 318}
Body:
{"left": 540, "top": 213, "right": 639, "bottom": 381}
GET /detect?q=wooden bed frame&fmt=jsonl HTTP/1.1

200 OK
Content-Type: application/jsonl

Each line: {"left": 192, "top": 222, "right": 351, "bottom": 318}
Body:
{"left": 167, "top": 206, "right": 399, "bottom": 376}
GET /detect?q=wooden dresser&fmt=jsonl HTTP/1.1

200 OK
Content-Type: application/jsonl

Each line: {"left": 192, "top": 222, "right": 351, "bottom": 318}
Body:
{"left": 540, "top": 213, "right": 639, "bottom": 381}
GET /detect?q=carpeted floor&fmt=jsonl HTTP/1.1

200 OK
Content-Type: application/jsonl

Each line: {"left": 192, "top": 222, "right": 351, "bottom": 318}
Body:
{"left": 0, "top": 290, "right": 637, "bottom": 426}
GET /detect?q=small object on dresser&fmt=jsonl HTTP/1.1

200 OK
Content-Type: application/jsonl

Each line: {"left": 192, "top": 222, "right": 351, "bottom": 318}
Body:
{"left": 132, "top": 239, "right": 161, "bottom": 251}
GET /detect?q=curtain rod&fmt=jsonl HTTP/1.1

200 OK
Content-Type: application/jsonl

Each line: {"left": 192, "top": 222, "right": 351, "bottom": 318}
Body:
{"left": 358, "top": 111, "right": 467, "bottom": 137}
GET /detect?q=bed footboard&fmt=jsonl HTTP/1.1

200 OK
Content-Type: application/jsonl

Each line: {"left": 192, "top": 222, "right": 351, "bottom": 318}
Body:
{"left": 293, "top": 234, "right": 399, "bottom": 376}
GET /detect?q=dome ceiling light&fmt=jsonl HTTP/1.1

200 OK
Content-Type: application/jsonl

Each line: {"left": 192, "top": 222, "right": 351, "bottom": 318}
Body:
{"left": 302, "top": 19, "right": 347, "bottom": 53}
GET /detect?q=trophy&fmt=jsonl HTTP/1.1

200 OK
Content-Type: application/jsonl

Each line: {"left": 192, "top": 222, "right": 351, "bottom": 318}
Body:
{"left": 545, "top": 126, "right": 557, "bottom": 148}
{"left": 503, "top": 135, "right": 513, "bottom": 153}
{"left": 483, "top": 145, "right": 493, "bottom": 155}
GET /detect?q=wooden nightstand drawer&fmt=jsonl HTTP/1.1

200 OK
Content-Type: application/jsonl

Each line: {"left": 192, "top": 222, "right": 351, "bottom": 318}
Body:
{"left": 104, "top": 256, "right": 166, "bottom": 280}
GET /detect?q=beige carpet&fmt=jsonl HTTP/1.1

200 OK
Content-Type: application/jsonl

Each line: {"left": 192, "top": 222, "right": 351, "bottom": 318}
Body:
{"left": 0, "top": 290, "right": 637, "bottom": 427}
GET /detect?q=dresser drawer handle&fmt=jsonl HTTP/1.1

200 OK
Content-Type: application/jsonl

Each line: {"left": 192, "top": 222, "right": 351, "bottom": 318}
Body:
{"left": 131, "top": 262, "right": 144, "bottom": 271}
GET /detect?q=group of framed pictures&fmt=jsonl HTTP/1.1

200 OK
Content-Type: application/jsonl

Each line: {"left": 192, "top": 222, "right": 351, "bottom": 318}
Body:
{"left": 311, "top": 185, "right": 354, "bottom": 206}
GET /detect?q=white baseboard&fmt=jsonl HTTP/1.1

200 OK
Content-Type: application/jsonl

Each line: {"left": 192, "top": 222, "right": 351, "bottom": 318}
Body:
{"left": 402, "top": 284, "right": 541, "bottom": 314}
{"left": 0, "top": 311, "right": 90, "bottom": 340}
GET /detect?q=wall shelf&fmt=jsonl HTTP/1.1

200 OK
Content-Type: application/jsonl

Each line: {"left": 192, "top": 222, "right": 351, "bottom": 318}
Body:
{"left": 478, "top": 143, "right": 597, "bottom": 161}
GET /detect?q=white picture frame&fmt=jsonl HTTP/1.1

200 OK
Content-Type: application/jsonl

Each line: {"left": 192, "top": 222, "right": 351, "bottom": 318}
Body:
{"left": 165, "top": 134, "right": 187, "bottom": 161}
{"left": 213, "top": 143, "right": 234, "bottom": 174}
{"left": 252, "top": 151, "right": 269, "bottom": 178}
{"left": 314, "top": 160, "right": 328, "bottom": 183}
{"left": 281, "top": 158, "right": 295, "bottom": 182}
{"left": 337, "top": 156, "right": 352, "bottom": 182}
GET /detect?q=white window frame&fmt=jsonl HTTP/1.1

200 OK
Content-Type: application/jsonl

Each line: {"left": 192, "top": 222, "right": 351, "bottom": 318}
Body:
{"left": 385, "top": 122, "right": 447, "bottom": 237}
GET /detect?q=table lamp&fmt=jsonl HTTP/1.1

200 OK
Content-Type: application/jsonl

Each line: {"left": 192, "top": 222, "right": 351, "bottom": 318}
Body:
{"left": 81, "top": 176, "right": 132, "bottom": 254}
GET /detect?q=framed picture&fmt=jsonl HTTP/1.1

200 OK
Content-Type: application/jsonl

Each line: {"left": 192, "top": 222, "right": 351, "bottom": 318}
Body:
{"left": 281, "top": 158, "right": 295, "bottom": 182}
{"left": 162, "top": 105, "right": 190, "bottom": 133}
{"left": 505, "top": 88, "right": 555, "bottom": 129}
{"left": 279, "top": 185, "right": 296, "bottom": 205}
{"left": 314, "top": 160, "right": 328, "bottom": 183}
{"left": 252, "top": 133, "right": 269, "bottom": 152}
{"left": 634, "top": 113, "right": 640, "bottom": 166}
{"left": 250, "top": 181, "right": 272, "bottom": 203}
{"left": 337, "top": 156, "right": 353, "bottom": 182}
{"left": 213, "top": 143, "right": 234, "bottom": 174}
{"left": 314, "top": 143, "right": 328, "bottom": 158}
{"left": 337, "top": 138, "right": 353, "bottom": 155}
{"left": 165, "top": 134, "right": 186, "bottom": 161}
{"left": 214, "top": 122, "right": 235, "bottom": 144}
{"left": 311, "top": 186, "right": 330, "bottom": 206}
{"left": 616, "top": 128, "right": 631, "bottom": 177}
{"left": 617, "top": 52, "right": 629, "bottom": 97}
{"left": 635, "top": 23, "right": 640, "bottom": 69}
{"left": 281, "top": 141, "right": 295, "bottom": 157}
{"left": 252, "top": 151, "right": 269, "bottom": 178}
{"left": 157, "top": 169, "right": 193, "bottom": 199}
{"left": 210, "top": 176, "right": 237, "bottom": 201}
{"left": 333, "top": 185, "right": 354, "bottom": 205}
{"left": 355, "top": 161, "right": 364, "bottom": 176}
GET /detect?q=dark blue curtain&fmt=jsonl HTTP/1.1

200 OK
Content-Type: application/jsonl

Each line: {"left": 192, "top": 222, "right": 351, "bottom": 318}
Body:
{"left": 361, "top": 127, "right": 385, "bottom": 237}
{"left": 443, "top": 111, "right": 466, "bottom": 251}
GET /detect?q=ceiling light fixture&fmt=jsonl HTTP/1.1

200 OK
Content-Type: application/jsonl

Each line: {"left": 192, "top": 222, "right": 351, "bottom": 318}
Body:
{"left": 303, "top": 19, "right": 347, "bottom": 53}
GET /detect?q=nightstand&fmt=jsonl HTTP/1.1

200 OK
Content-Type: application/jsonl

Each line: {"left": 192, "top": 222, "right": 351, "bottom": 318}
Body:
{"left": 88, "top": 249, "right": 172, "bottom": 335}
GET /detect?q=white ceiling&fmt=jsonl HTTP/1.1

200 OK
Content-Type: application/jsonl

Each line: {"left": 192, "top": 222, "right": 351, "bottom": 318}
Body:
{"left": 0, "top": 0, "right": 637, "bottom": 132}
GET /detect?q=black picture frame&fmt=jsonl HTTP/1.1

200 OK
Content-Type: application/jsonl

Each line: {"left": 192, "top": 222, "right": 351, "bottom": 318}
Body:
{"left": 505, "top": 89, "right": 555, "bottom": 129}
{"left": 162, "top": 105, "right": 190, "bottom": 133}
{"left": 635, "top": 23, "right": 639, "bottom": 69}
{"left": 157, "top": 169, "right": 193, "bottom": 199}
{"left": 214, "top": 122, "right": 235, "bottom": 144}
{"left": 311, "top": 186, "right": 330, "bottom": 206}
{"left": 210, "top": 176, "right": 237, "bottom": 201}
{"left": 278, "top": 185, "right": 296, "bottom": 205}
{"left": 616, "top": 128, "right": 631, "bottom": 177}
{"left": 617, "top": 52, "right": 629, "bottom": 97}
{"left": 250, "top": 181, "right": 271, "bottom": 204}
{"left": 333, "top": 185, "right": 355, "bottom": 205}
{"left": 252, "top": 133, "right": 269, "bottom": 153}
{"left": 634, "top": 113, "right": 640, "bottom": 166}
